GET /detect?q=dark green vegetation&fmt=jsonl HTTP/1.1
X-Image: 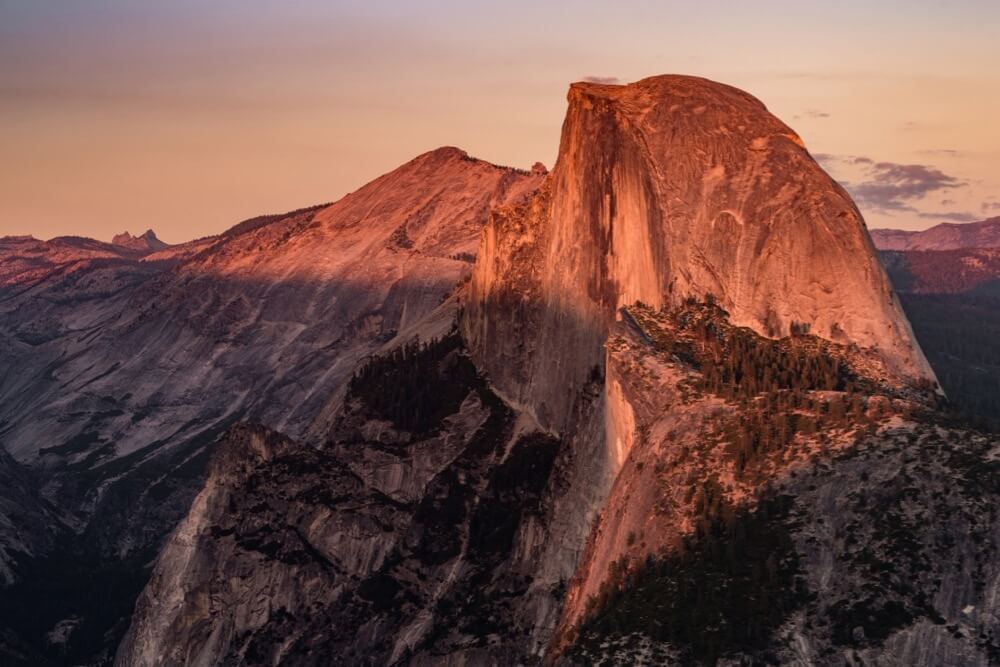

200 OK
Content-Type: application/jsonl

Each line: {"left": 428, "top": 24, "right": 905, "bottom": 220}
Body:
{"left": 348, "top": 333, "right": 478, "bottom": 436}
{"left": 628, "top": 302, "right": 908, "bottom": 482}
{"left": 574, "top": 493, "right": 807, "bottom": 666}
{"left": 897, "top": 292, "right": 1000, "bottom": 430}
{"left": 570, "top": 301, "right": 1000, "bottom": 665}
{"left": 679, "top": 307, "right": 848, "bottom": 401}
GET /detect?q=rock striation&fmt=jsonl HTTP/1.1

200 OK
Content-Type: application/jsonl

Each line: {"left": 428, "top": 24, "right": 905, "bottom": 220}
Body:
{"left": 0, "top": 148, "right": 543, "bottom": 663}
{"left": 5, "top": 75, "right": 999, "bottom": 667}
{"left": 465, "top": 75, "right": 934, "bottom": 436}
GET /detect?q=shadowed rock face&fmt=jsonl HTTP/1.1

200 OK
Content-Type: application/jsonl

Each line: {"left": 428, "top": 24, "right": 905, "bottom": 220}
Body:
{"left": 465, "top": 75, "right": 934, "bottom": 433}
{"left": 0, "top": 148, "right": 543, "bottom": 664}
{"left": 876, "top": 244, "right": 1000, "bottom": 428}
{"left": 116, "top": 342, "right": 580, "bottom": 667}
{"left": 8, "top": 75, "right": 995, "bottom": 667}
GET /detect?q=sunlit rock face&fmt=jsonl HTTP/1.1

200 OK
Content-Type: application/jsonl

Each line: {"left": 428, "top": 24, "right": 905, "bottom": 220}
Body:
{"left": 0, "top": 148, "right": 543, "bottom": 663}
{"left": 0, "top": 147, "right": 542, "bottom": 467}
{"left": 465, "top": 75, "right": 934, "bottom": 434}
{"left": 9, "top": 74, "right": 991, "bottom": 667}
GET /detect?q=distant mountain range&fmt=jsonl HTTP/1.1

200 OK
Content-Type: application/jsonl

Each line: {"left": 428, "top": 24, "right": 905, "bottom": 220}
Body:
{"left": 872, "top": 217, "right": 1000, "bottom": 429}
{"left": 110, "top": 230, "right": 169, "bottom": 254}
{"left": 871, "top": 216, "right": 1000, "bottom": 251}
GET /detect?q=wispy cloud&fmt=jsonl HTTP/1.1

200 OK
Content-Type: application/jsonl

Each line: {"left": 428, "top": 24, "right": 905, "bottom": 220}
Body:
{"left": 851, "top": 162, "right": 965, "bottom": 212}
{"left": 794, "top": 109, "right": 830, "bottom": 120}
{"left": 582, "top": 75, "right": 620, "bottom": 85}
{"left": 917, "top": 148, "right": 963, "bottom": 157}
{"left": 818, "top": 154, "right": 966, "bottom": 213}
{"left": 916, "top": 211, "right": 980, "bottom": 222}
{"left": 983, "top": 202, "right": 1000, "bottom": 213}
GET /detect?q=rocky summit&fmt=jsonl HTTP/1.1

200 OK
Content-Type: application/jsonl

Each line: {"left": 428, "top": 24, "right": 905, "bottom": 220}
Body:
{"left": 2, "top": 76, "right": 999, "bottom": 667}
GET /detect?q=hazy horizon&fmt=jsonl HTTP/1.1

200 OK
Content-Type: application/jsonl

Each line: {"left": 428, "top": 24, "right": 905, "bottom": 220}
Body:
{"left": 2, "top": 1, "right": 999, "bottom": 244}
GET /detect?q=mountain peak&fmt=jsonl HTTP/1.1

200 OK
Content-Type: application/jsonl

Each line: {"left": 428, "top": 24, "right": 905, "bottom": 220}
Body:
{"left": 111, "top": 229, "right": 168, "bottom": 253}
{"left": 570, "top": 73, "right": 767, "bottom": 108}
{"left": 465, "top": 74, "right": 934, "bottom": 429}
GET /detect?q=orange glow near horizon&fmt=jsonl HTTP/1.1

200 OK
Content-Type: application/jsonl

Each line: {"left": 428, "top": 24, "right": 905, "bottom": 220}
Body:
{"left": 1, "top": 2, "right": 999, "bottom": 244}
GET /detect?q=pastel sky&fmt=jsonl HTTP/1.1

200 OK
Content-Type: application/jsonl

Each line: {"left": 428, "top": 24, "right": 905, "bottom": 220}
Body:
{"left": 2, "top": 1, "right": 999, "bottom": 243}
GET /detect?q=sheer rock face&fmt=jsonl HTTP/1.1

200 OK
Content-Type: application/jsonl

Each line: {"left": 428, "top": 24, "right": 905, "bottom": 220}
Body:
{"left": 465, "top": 75, "right": 934, "bottom": 434}
{"left": 0, "top": 447, "right": 61, "bottom": 586}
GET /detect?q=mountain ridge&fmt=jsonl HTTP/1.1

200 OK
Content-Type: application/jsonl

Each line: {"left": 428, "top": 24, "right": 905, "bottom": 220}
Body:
{"left": 871, "top": 217, "right": 1000, "bottom": 251}
{"left": 2, "top": 76, "right": 998, "bottom": 666}
{"left": 112, "top": 75, "right": 996, "bottom": 667}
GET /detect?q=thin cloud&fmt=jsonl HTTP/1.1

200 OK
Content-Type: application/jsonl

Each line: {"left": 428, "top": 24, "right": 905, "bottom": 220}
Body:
{"left": 582, "top": 76, "right": 620, "bottom": 85}
{"left": 816, "top": 154, "right": 870, "bottom": 166}
{"left": 983, "top": 202, "right": 1000, "bottom": 213}
{"left": 916, "top": 211, "right": 980, "bottom": 222}
{"left": 918, "top": 148, "right": 963, "bottom": 157}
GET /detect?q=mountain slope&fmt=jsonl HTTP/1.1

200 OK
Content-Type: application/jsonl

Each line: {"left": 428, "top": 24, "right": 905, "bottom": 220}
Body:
{"left": 0, "top": 148, "right": 543, "bottom": 664}
{"left": 109, "top": 75, "right": 1000, "bottom": 667}
{"left": 875, "top": 244, "right": 1000, "bottom": 427}
{"left": 881, "top": 246, "right": 1000, "bottom": 295}
{"left": 556, "top": 303, "right": 998, "bottom": 665}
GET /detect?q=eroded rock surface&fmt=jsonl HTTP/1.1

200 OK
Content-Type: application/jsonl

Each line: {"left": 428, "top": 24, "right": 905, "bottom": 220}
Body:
{"left": 5, "top": 75, "right": 998, "bottom": 667}
{"left": 465, "top": 75, "right": 934, "bottom": 438}
{"left": 0, "top": 149, "right": 542, "bottom": 663}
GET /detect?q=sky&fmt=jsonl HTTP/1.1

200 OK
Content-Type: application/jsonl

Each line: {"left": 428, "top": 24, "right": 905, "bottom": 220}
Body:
{"left": 1, "top": 1, "right": 999, "bottom": 243}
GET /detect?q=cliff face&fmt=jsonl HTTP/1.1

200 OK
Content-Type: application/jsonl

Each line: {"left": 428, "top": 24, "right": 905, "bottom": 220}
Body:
{"left": 554, "top": 304, "right": 1000, "bottom": 665}
{"left": 117, "top": 334, "right": 600, "bottom": 666}
{"left": 465, "top": 75, "right": 933, "bottom": 435}
{"left": 11, "top": 75, "right": 999, "bottom": 667}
